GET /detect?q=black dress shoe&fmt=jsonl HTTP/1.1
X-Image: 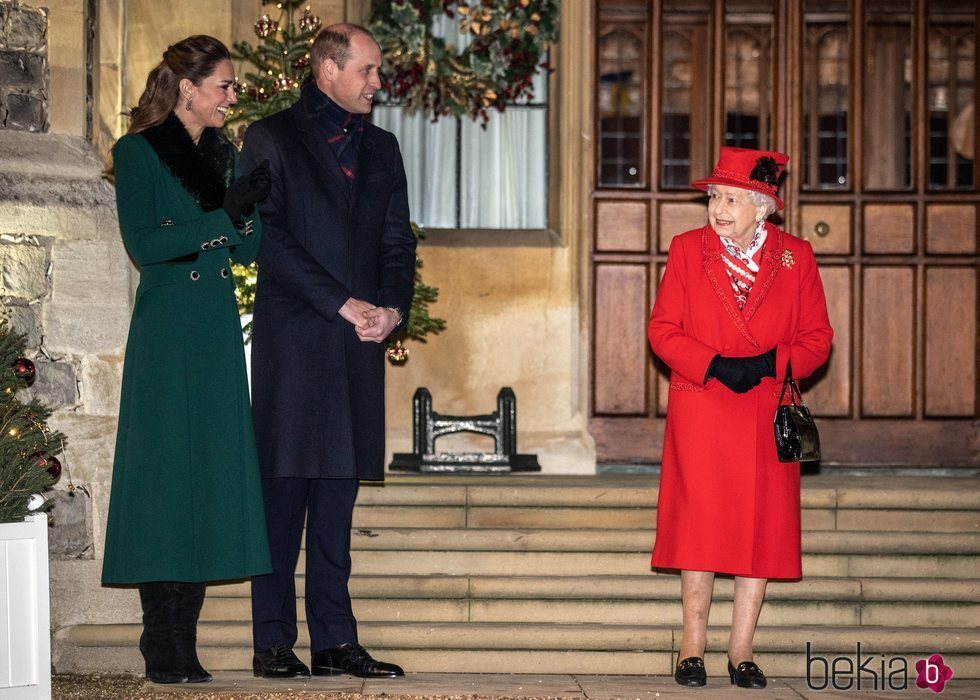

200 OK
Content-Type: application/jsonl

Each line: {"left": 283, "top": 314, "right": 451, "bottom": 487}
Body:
{"left": 253, "top": 645, "right": 311, "bottom": 678}
{"left": 729, "top": 659, "right": 767, "bottom": 688}
{"left": 311, "top": 643, "right": 404, "bottom": 678}
{"left": 674, "top": 656, "right": 707, "bottom": 687}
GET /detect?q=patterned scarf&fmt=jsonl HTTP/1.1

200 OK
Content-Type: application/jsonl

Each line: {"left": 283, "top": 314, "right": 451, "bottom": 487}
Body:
{"left": 719, "top": 221, "right": 767, "bottom": 310}
{"left": 301, "top": 77, "right": 364, "bottom": 189}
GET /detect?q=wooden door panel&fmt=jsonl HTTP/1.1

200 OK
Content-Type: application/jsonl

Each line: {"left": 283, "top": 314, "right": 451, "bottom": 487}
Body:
{"left": 861, "top": 267, "right": 915, "bottom": 417}
{"left": 804, "top": 265, "right": 852, "bottom": 416}
{"left": 596, "top": 200, "right": 650, "bottom": 252}
{"left": 593, "top": 264, "right": 649, "bottom": 415}
{"left": 818, "top": 419, "right": 979, "bottom": 466}
{"left": 927, "top": 204, "right": 978, "bottom": 254}
{"left": 799, "top": 204, "right": 851, "bottom": 254}
{"left": 864, "top": 204, "right": 915, "bottom": 254}
{"left": 925, "top": 267, "right": 978, "bottom": 417}
{"left": 658, "top": 203, "right": 707, "bottom": 252}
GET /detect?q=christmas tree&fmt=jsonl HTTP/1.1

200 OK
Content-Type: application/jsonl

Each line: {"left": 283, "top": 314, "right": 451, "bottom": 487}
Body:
{"left": 225, "top": 0, "right": 320, "bottom": 138}
{"left": 226, "top": 0, "right": 446, "bottom": 362}
{"left": 0, "top": 320, "right": 64, "bottom": 523}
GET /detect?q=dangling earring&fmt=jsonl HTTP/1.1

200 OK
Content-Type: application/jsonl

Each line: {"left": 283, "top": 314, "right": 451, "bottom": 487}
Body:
{"left": 755, "top": 218, "right": 766, "bottom": 238}
{"left": 184, "top": 96, "right": 193, "bottom": 111}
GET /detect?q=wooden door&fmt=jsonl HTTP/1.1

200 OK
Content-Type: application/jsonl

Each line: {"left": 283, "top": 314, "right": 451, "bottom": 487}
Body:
{"left": 590, "top": 0, "right": 980, "bottom": 467}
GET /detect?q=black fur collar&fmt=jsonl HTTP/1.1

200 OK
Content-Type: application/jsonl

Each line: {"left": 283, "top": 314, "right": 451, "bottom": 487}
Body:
{"left": 140, "top": 112, "right": 234, "bottom": 211}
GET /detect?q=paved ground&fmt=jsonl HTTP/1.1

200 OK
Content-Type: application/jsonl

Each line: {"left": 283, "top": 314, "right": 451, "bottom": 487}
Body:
{"left": 52, "top": 672, "right": 980, "bottom": 699}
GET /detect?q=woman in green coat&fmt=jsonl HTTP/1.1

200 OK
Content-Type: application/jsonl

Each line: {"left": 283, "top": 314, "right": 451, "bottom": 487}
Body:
{"left": 101, "top": 35, "right": 272, "bottom": 684}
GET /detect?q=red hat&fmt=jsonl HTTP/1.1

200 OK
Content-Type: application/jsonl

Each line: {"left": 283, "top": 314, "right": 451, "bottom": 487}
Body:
{"left": 691, "top": 147, "right": 789, "bottom": 210}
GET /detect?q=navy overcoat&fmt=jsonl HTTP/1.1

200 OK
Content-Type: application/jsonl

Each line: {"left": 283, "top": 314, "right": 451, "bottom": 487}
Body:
{"left": 240, "top": 93, "right": 416, "bottom": 481}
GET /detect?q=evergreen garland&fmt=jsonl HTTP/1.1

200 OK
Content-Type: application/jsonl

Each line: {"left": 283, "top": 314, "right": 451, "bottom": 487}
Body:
{"left": 369, "top": 0, "right": 561, "bottom": 123}
{"left": 0, "top": 321, "right": 64, "bottom": 523}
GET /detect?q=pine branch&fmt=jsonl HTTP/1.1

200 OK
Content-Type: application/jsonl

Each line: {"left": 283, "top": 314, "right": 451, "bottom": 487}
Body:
{"left": 0, "top": 321, "right": 64, "bottom": 523}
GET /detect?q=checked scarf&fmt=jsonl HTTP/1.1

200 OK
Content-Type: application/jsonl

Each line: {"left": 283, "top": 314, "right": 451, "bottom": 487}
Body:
{"left": 301, "top": 78, "right": 364, "bottom": 190}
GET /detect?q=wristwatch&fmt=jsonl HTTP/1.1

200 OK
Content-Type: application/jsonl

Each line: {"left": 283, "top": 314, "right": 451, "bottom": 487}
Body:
{"left": 386, "top": 307, "right": 404, "bottom": 325}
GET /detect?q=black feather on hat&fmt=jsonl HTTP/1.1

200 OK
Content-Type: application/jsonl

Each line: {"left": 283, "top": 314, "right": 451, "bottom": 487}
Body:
{"left": 749, "top": 157, "right": 779, "bottom": 187}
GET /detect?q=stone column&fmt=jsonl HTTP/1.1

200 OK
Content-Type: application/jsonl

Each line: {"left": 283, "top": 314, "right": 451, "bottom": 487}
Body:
{"left": 0, "top": 0, "right": 48, "bottom": 131}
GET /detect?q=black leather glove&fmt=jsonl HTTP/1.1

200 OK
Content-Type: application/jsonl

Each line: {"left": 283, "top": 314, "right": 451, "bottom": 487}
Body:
{"left": 705, "top": 347, "right": 776, "bottom": 393}
{"left": 222, "top": 160, "right": 271, "bottom": 221}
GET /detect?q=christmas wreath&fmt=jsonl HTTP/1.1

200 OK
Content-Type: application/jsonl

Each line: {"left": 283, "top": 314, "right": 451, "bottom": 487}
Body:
{"left": 369, "top": 0, "right": 560, "bottom": 122}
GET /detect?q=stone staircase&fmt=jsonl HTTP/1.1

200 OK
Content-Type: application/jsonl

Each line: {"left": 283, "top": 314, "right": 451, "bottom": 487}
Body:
{"left": 56, "top": 474, "right": 980, "bottom": 678}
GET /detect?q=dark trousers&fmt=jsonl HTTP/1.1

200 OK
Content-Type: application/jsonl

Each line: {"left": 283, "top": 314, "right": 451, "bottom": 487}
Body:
{"left": 251, "top": 477, "right": 359, "bottom": 653}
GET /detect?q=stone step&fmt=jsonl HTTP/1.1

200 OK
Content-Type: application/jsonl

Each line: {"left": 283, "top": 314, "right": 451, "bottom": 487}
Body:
{"left": 358, "top": 475, "right": 980, "bottom": 512}
{"left": 342, "top": 528, "right": 978, "bottom": 554}
{"left": 352, "top": 478, "right": 980, "bottom": 533}
{"left": 205, "top": 575, "right": 977, "bottom": 602}
{"left": 830, "top": 508, "right": 979, "bottom": 532}
{"left": 56, "top": 622, "right": 980, "bottom": 678}
{"left": 200, "top": 576, "right": 980, "bottom": 629}
{"left": 341, "top": 549, "right": 978, "bottom": 579}
{"left": 377, "top": 504, "right": 979, "bottom": 532}
{"left": 200, "top": 592, "right": 980, "bottom": 629}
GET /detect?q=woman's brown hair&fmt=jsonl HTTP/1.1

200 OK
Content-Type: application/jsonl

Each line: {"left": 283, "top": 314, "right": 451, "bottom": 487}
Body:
{"left": 127, "top": 35, "right": 231, "bottom": 135}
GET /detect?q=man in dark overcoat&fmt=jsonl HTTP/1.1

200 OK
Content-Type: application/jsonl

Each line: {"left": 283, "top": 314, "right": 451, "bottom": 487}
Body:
{"left": 240, "top": 23, "right": 416, "bottom": 679}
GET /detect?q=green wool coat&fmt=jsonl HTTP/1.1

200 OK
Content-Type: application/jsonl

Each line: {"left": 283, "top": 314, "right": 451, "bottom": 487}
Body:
{"left": 102, "top": 124, "right": 272, "bottom": 584}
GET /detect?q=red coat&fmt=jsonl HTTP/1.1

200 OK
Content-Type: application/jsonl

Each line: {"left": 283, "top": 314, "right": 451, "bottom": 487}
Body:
{"left": 648, "top": 224, "right": 833, "bottom": 579}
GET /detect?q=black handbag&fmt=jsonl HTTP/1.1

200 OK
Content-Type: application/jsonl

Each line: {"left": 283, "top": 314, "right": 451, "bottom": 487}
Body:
{"left": 773, "top": 362, "right": 821, "bottom": 462}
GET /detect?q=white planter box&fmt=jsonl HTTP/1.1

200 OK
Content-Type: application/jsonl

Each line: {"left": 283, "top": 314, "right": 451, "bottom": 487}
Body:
{"left": 0, "top": 514, "right": 51, "bottom": 700}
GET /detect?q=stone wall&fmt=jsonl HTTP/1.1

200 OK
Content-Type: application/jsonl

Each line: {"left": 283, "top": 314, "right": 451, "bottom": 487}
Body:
{"left": 0, "top": 0, "right": 48, "bottom": 131}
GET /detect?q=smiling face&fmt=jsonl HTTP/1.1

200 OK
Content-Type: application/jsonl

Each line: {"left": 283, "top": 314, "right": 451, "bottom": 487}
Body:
{"left": 177, "top": 58, "right": 237, "bottom": 142}
{"left": 707, "top": 184, "right": 768, "bottom": 248}
{"left": 316, "top": 32, "right": 382, "bottom": 114}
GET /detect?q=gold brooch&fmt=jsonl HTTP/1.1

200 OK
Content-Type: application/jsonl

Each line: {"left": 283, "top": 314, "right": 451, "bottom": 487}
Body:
{"left": 781, "top": 249, "right": 795, "bottom": 269}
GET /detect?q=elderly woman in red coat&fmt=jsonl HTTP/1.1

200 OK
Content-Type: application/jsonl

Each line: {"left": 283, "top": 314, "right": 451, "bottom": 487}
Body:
{"left": 648, "top": 147, "right": 833, "bottom": 689}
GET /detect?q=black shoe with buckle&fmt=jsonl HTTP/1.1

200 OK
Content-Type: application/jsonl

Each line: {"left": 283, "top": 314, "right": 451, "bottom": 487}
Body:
{"left": 728, "top": 659, "right": 767, "bottom": 688}
{"left": 674, "top": 656, "right": 707, "bottom": 687}
{"left": 311, "top": 642, "right": 404, "bottom": 678}
{"left": 252, "top": 645, "right": 311, "bottom": 678}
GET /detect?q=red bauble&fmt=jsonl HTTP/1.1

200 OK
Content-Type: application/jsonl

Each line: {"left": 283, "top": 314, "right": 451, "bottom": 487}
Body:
{"left": 299, "top": 10, "right": 321, "bottom": 33}
{"left": 12, "top": 357, "right": 36, "bottom": 386}
{"left": 254, "top": 14, "right": 279, "bottom": 39}
{"left": 386, "top": 340, "right": 409, "bottom": 364}
{"left": 31, "top": 452, "right": 62, "bottom": 480}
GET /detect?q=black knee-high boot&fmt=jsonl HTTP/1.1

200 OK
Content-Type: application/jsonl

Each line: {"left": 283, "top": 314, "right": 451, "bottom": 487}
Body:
{"left": 173, "top": 582, "right": 212, "bottom": 683}
{"left": 137, "top": 582, "right": 187, "bottom": 684}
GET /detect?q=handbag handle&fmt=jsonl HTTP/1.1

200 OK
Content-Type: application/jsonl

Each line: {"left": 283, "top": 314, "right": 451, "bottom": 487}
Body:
{"left": 778, "top": 360, "right": 803, "bottom": 407}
